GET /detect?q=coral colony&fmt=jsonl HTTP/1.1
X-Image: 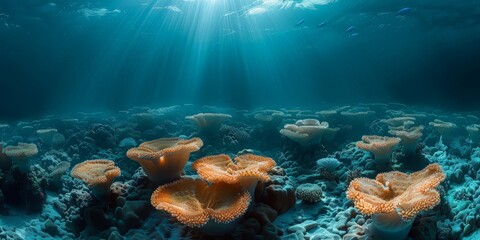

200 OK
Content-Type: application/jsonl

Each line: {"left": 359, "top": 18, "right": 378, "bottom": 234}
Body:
{"left": 0, "top": 103, "right": 479, "bottom": 239}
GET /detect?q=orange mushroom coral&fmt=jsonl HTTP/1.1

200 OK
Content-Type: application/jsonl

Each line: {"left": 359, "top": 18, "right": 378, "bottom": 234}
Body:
{"left": 346, "top": 164, "right": 445, "bottom": 239}
{"left": 150, "top": 177, "right": 251, "bottom": 234}
{"left": 192, "top": 154, "right": 276, "bottom": 194}
{"left": 347, "top": 163, "right": 445, "bottom": 220}
{"left": 71, "top": 159, "right": 121, "bottom": 199}
{"left": 126, "top": 137, "right": 203, "bottom": 184}
{"left": 356, "top": 135, "right": 400, "bottom": 162}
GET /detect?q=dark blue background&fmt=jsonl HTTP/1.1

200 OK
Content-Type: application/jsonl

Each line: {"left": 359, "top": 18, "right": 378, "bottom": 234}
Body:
{"left": 1, "top": 0, "right": 479, "bottom": 120}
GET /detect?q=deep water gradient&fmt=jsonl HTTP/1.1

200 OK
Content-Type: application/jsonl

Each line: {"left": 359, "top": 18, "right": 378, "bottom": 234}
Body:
{"left": 0, "top": 0, "right": 479, "bottom": 120}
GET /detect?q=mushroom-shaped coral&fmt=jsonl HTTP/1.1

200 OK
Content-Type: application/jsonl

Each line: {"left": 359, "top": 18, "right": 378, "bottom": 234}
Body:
{"left": 126, "top": 137, "right": 203, "bottom": 184}
{"left": 131, "top": 112, "right": 157, "bottom": 131}
{"left": 185, "top": 113, "right": 232, "bottom": 133}
{"left": 280, "top": 119, "right": 338, "bottom": 146}
{"left": 388, "top": 126, "right": 424, "bottom": 154}
{"left": 295, "top": 110, "right": 318, "bottom": 119}
{"left": 466, "top": 124, "right": 480, "bottom": 144}
{"left": 3, "top": 143, "right": 38, "bottom": 173}
{"left": 356, "top": 135, "right": 400, "bottom": 162}
{"left": 340, "top": 108, "right": 376, "bottom": 124}
{"left": 254, "top": 110, "right": 291, "bottom": 131}
{"left": 429, "top": 119, "right": 457, "bottom": 138}
{"left": 346, "top": 164, "right": 445, "bottom": 240}
{"left": 36, "top": 128, "right": 65, "bottom": 148}
{"left": 36, "top": 128, "right": 58, "bottom": 140}
{"left": 192, "top": 154, "right": 276, "bottom": 194}
{"left": 71, "top": 159, "right": 121, "bottom": 199}
{"left": 150, "top": 177, "right": 251, "bottom": 235}
{"left": 48, "top": 161, "right": 71, "bottom": 190}
{"left": 381, "top": 117, "right": 416, "bottom": 128}
{"left": 316, "top": 110, "right": 338, "bottom": 122}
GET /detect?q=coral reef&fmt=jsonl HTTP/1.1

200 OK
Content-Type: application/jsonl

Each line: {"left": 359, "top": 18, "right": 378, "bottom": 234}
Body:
{"left": 0, "top": 104, "right": 478, "bottom": 239}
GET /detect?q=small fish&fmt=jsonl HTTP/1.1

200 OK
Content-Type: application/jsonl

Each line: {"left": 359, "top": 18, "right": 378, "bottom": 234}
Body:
{"left": 396, "top": 7, "right": 412, "bottom": 16}
{"left": 346, "top": 26, "right": 356, "bottom": 32}
{"left": 295, "top": 19, "right": 305, "bottom": 26}
{"left": 224, "top": 12, "right": 235, "bottom": 17}
{"left": 317, "top": 22, "right": 326, "bottom": 28}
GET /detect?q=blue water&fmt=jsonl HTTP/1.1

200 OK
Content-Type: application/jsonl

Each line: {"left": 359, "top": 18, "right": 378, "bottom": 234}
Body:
{"left": 1, "top": 0, "right": 480, "bottom": 119}
{"left": 1, "top": 1, "right": 480, "bottom": 239}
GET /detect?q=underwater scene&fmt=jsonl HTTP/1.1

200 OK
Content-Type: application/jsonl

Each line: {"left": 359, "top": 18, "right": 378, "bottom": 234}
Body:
{"left": 1, "top": 0, "right": 480, "bottom": 240}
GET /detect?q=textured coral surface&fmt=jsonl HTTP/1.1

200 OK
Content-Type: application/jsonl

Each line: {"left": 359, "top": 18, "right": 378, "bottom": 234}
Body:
{"left": 0, "top": 104, "right": 479, "bottom": 240}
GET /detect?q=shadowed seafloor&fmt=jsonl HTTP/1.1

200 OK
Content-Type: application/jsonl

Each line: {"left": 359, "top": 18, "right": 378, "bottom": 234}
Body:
{"left": 0, "top": 103, "right": 479, "bottom": 240}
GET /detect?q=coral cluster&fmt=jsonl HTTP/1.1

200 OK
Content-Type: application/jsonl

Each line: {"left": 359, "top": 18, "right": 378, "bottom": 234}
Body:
{"left": 0, "top": 104, "right": 478, "bottom": 239}
{"left": 150, "top": 178, "right": 251, "bottom": 228}
{"left": 280, "top": 119, "right": 339, "bottom": 146}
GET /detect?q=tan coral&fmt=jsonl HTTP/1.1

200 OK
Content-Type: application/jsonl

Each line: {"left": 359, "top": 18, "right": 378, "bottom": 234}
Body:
{"left": 253, "top": 110, "right": 291, "bottom": 130}
{"left": 340, "top": 107, "right": 376, "bottom": 126}
{"left": 3, "top": 143, "right": 38, "bottom": 173}
{"left": 381, "top": 117, "right": 416, "bottom": 128}
{"left": 346, "top": 163, "right": 445, "bottom": 221}
{"left": 150, "top": 177, "right": 251, "bottom": 228}
{"left": 36, "top": 128, "right": 65, "bottom": 148}
{"left": 280, "top": 119, "right": 338, "bottom": 146}
{"left": 429, "top": 119, "right": 457, "bottom": 138}
{"left": 49, "top": 161, "right": 71, "bottom": 187}
{"left": 466, "top": 124, "right": 480, "bottom": 144}
{"left": 71, "top": 159, "right": 121, "bottom": 199}
{"left": 316, "top": 110, "right": 338, "bottom": 121}
{"left": 185, "top": 113, "right": 232, "bottom": 133}
{"left": 356, "top": 135, "right": 400, "bottom": 162}
{"left": 36, "top": 128, "right": 58, "bottom": 138}
{"left": 126, "top": 137, "right": 203, "bottom": 184}
{"left": 388, "top": 126, "right": 424, "bottom": 154}
{"left": 192, "top": 154, "right": 276, "bottom": 194}
{"left": 254, "top": 110, "right": 290, "bottom": 122}
{"left": 295, "top": 110, "right": 318, "bottom": 119}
